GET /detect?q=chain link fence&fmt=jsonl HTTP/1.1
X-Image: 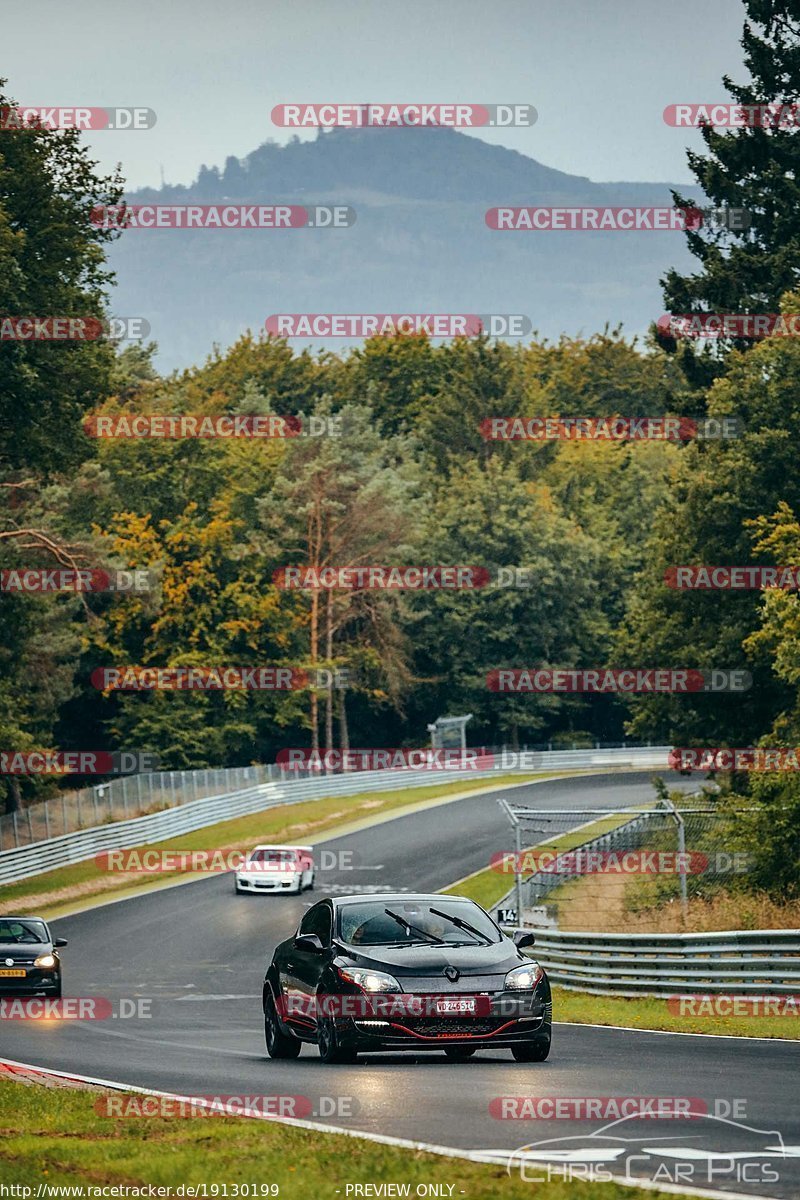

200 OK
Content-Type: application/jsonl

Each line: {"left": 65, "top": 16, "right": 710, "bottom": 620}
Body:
{"left": 495, "top": 795, "right": 753, "bottom": 934}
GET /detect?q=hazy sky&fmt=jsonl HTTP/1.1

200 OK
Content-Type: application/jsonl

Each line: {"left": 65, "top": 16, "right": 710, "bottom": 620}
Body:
{"left": 4, "top": 0, "right": 748, "bottom": 190}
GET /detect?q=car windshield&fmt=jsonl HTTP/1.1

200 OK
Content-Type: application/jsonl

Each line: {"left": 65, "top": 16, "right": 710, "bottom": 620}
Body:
{"left": 0, "top": 919, "right": 48, "bottom": 944}
{"left": 337, "top": 900, "right": 500, "bottom": 946}
{"left": 249, "top": 849, "right": 297, "bottom": 864}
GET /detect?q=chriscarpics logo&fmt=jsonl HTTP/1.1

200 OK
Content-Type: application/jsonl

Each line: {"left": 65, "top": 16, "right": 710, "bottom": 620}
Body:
{"left": 507, "top": 1112, "right": 790, "bottom": 1188}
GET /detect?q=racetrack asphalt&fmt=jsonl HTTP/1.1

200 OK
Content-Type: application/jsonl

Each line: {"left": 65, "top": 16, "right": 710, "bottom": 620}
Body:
{"left": 2, "top": 771, "right": 798, "bottom": 1198}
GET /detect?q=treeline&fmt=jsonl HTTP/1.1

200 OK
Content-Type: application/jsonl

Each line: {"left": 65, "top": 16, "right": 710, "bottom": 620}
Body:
{"left": 2, "top": 1, "right": 800, "bottom": 905}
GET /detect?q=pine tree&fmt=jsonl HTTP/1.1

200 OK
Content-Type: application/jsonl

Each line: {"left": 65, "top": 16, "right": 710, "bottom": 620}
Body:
{"left": 662, "top": 2, "right": 800, "bottom": 320}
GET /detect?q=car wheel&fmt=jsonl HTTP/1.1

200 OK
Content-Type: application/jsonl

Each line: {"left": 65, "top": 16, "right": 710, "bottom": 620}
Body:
{"left": 264, "top": 992, "right": 301, "bottom": 1059}
{"left": 306, "top": 873, "right": 315, "bottom": 891}
{"left": 317, "top": 1016, "right": 357, "bottom": 1064}
{"left": 444, "top": 1046, "right": 476, "bottom": 1060}
{"left": 511, "top": 1036, "right": 551, "bottom": 1062}
{"left": 52, "top": 979, "right": 62, "bottom": 1000}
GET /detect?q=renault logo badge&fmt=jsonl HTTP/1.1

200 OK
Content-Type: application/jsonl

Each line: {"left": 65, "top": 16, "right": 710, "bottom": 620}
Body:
{"left": 444, "top": 965, "right": 460, "bottom": 983}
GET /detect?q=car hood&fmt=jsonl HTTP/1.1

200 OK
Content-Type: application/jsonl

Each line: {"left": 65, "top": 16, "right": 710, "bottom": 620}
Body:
{"left": 338, "top": 939, "right": 526, "bottom": 977}
{"left": 0, "top": 941, "right": 49, "bottom": 955}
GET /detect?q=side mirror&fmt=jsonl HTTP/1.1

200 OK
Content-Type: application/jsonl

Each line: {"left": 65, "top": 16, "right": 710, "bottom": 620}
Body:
{"left": 513, "top": 930, "right": 536, "bottom": 949}
{"left": 54, "top": 938, "right": 68, "bottom": 948}
{"left": 294, "top": 933, "right": 324, "bottom": 953}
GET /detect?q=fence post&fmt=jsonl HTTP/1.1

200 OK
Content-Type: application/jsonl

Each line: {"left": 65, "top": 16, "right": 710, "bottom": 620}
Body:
{"left": 62, "top": 793, "right": 68, "bottom": 836}
{"left": 122, "top": 776, "right": 129, "bottom": 817}
{"left": 659, "top": 792, "right": 688, "bottom": 922}
{"left": 12, "top": 810, "right": 19, "bottom": 847}
{"left": 44, "top": 801, "right": 51, "bottom": 840}
{"left": 93, "top": 787, "right": 100, "bottom": 826}
{"left": 514, "top": 820, "right": 523, "bottom": 923}
{"left": 27, "top": 807, "right": 34, "bottom": 843}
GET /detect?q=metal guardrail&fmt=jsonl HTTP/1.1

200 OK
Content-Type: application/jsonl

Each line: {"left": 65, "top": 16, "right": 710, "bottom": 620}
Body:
{"left": 0, "top": 746, "right": 670, "bottom": 886}
{"left": 518, "top": 928, "right": 800, "bottom": 997}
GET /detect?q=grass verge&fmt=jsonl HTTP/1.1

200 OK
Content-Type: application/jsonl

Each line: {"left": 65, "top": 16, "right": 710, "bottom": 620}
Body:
{"left": 550, "top": 985, "right": 800, "bottom": 1039}
{"left": 0, "top": 1076, "right": 696, "bottom": 1199}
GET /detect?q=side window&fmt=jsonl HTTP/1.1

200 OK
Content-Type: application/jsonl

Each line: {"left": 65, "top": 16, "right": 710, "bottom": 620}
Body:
{"left": 299, "top": 903, "right": 332, "bottom": 946}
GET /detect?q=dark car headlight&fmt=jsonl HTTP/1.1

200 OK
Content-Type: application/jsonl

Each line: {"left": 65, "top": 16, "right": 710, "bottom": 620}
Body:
{"left": 504, "top": 962, "right": 544, "bottom": 990}
{"left": 33, "top": 953, "right": 57, "bottom": 970}
{"left": 338, "top": 967, "right": 401, "bottom": 993}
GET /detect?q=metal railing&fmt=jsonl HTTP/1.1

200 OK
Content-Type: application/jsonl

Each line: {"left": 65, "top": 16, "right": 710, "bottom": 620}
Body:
{"left": 0, "top": 746, "right": 670, "bottom": 885}
{"left": 514, "top": 927, "right": 800, "bottom": 997}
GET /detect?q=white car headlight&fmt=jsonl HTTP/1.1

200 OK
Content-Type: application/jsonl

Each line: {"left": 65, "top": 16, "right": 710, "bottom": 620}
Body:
{"left": 504, "top": 962, "right": 543, "bottom": 990}
{"left": 338, "top": 967, "right": 401, "bottom": 993}
{"left": 34, "top": 953, "right": 57, "bottom": 970}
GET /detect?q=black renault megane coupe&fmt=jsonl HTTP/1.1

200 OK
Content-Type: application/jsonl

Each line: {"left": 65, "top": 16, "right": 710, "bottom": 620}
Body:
{"left": 263, "top": 893, "right": 551, "bottom": 1063}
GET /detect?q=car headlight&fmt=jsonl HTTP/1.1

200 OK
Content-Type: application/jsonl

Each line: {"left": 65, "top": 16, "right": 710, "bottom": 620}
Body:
{"left": 504, "top": 962, "right": 543, "bottom": 990}
{"left": 34, "top": 953, "right": 57, "bottom": 970}
{"left": 338, "top": 967, "right": 400, "bottom": 993}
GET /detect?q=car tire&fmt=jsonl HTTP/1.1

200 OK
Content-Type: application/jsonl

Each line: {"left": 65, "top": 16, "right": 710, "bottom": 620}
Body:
{"left": 264, "top": 992, "right": 301, "bottom": 1059}
{"left": 317, "top": 1016, "right": 357, "bottom": 1064}
{"left": 306, "top": 873, "right": 315, "bottom": 891}
{"left": 511, "top": 1037, "right": 551, "bottom": 1062}
{"left": 52, "top": 979, "right": 62, "bottom": 1000}
{"left": 443, "top": 1046, "right": 476, "bottom": 1060}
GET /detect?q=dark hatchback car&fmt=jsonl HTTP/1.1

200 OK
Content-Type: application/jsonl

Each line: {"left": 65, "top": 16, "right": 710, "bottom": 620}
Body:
{"left": 263, "top": 893, "right": 551, "bottom": 1063}
{"left": 0, "top": 916, "right": 67, "bottom": 997}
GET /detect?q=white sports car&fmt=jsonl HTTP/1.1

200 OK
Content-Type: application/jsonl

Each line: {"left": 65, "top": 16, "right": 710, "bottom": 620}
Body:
{"left": 234, "top": 845, "right": 315, "bottom": 895}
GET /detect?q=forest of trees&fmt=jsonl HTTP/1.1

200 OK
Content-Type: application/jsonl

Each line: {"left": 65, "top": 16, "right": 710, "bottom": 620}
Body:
{"left": 1, "top": 3, "right": 800, "bottom": 895}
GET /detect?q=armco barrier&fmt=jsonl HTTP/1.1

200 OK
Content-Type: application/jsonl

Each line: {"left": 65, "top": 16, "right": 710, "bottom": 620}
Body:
{"left": 519, "top": 927, "right": 800, "bottom": 997}
{"left": 0, "top": 747, "right": 669, "bottom": 886}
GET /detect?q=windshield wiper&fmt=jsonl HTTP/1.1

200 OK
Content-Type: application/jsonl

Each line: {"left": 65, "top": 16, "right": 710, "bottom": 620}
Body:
{"left": 429, "top": 907, "right": 492, "bottom": 945}
{"left": 384, "top": 909, "right": 445, "bottom": 944}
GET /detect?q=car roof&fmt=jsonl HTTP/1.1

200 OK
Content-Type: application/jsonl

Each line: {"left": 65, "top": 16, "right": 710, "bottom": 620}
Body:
{"left": 330, "top": 893, "right": 479, "bottom": 908}
{"left": 0, "top": 915, "right": 49, "bottom": 923}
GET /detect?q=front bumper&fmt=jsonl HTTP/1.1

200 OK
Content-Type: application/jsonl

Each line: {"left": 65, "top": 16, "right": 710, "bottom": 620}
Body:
{"left": 0, "top": 969, "right": 60, "bottom": 995}
{"left": 335, "top": 990, "right": 552, "bottom": 1050}
{"left": 237, "top": 873, "right": 301, "bottom": 891}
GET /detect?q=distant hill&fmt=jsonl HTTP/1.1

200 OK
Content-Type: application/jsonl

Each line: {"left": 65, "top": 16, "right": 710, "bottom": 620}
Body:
{"left": 109, "top": 127, "right": 702, "bottom": 371}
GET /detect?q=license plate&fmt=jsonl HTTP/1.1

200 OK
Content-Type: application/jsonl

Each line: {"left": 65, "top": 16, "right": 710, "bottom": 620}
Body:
{"left": 435, "top": 998, "right": 476, "bottom": 1015}
{"left": 0, "top": 969, "right": 26, "bottom": 978}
